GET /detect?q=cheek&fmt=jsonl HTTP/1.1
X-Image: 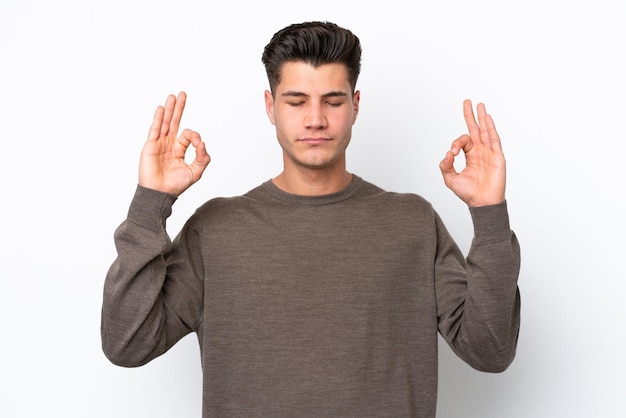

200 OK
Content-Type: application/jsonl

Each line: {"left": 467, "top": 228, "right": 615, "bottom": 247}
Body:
{"left": 275, "top": 109, "right": 300, "bottom": 129}
{"left": 274, "top": 115, "right": 297, "bottom": 140}
{"left": 333, "top": 112, "right": 357, "bottom": 131}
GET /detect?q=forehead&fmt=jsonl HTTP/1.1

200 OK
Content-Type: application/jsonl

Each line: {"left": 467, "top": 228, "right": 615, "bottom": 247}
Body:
{"left": 276, "top": 61, "right": 352, "bottom": 94}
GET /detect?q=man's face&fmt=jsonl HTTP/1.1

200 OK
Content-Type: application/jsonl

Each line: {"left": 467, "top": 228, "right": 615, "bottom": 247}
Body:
{"left": 264, "top": 62, "right": 360, "bottom": 173}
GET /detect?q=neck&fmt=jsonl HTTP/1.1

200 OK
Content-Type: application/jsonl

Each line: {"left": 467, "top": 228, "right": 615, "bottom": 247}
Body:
{"left": 272, "top": 166, "right": 353, "bottom": 196}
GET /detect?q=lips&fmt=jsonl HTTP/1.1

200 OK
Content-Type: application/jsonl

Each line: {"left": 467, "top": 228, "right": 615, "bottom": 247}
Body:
{"left": 298, "top": 137, "right": 331, "bottom": 145}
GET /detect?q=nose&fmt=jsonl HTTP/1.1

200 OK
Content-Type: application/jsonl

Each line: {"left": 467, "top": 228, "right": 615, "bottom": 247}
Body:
{"left": 304, "top": 103, "right": 327, "bottom": 129}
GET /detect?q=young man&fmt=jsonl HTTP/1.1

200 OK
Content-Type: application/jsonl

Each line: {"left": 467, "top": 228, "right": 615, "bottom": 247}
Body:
{"left": 102, "top": 21, "right": 520, "bottom": 417}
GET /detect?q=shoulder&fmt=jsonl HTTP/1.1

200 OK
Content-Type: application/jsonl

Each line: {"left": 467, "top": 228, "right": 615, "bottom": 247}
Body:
{"left": 358, "top": 178, "right": 434, "bottom": 213}
{"left": 185, "top": 182, "right": 275, "bottom": 224}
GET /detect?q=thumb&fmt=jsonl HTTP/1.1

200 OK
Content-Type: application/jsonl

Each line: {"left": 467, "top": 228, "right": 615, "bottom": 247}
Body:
{"left": 439, "top": 150, "right": 458, "bottom": 188}
{"left": 188, "top": 141, "right": 211, "bottom": 184}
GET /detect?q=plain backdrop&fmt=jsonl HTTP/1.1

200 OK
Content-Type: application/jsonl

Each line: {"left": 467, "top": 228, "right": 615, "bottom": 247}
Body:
{"left": 1, "top": 0, "right": 625, "bottom": 417}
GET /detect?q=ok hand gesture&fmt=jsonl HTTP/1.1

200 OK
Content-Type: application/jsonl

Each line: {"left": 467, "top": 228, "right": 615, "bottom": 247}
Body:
{"left": 439, "top": 100, "right": 506, "bottom": 207}
{"left": 139, "top": 92, "right": 211, "bottom": 196}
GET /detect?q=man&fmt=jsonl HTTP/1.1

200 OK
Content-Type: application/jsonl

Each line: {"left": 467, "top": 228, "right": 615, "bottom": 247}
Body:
{"left": 102, "top": 21, "right": 520, "bottom": 417}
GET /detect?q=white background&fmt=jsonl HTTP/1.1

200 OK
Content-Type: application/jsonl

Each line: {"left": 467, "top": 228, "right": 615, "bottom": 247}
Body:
{"left": 1, "top": 0, "right": 625, "bottom": 417}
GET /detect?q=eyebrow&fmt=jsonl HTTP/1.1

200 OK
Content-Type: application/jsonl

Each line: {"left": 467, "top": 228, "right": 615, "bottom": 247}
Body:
{"left": 281, "top": 90, "right": 349, "bottom": 99}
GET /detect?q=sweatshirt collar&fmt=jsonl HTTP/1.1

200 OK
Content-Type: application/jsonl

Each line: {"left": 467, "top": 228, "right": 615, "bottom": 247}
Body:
{"left": 260, "top": 175, "right": 363, "bottom": 206}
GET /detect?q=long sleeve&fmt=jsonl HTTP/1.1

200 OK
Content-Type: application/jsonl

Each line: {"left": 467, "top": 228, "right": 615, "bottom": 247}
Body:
{"left": 435, "top": 201, "right": 521, "bottom": 372}
{"left": 101, "top": 185, "right": 204, "bottom": 367}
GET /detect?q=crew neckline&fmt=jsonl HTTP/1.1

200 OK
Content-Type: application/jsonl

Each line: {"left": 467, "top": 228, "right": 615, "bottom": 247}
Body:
{"left": 261, "top": 175, "right": 363, "bottom": 206}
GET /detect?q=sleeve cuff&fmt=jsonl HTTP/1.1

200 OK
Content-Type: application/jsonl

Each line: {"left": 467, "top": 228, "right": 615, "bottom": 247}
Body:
{"left": 126, "top": 184, "right": 178, "bottom": 233}
{"left": 469, "top": 201, "right": 512, "bottom": 243}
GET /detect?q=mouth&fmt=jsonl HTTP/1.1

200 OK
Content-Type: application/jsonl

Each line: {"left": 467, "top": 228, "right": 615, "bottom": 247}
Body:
{"left": 298, "top": 137, "right": 331, "bottom": 145}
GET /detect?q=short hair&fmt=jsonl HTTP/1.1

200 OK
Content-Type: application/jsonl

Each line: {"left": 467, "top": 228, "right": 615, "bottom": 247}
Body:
{"left": 261, "top": 21, "right": 362, "bottom": 95}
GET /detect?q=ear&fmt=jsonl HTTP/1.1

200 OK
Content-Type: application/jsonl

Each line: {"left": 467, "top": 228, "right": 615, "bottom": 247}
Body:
{"left": 351, "top": 90, "right": 360, "bottom": 124}
{"left": 264, "top": 90, "right": 276, "bottom": 125}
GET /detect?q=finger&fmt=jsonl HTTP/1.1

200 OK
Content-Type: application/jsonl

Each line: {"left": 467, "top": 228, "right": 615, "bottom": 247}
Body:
{"left": 160, "top": 94, "right": 177, "bottom": 137}
{"left": 439, "top": 150, "right": 455, "bottom": 172}
{"left": 463, "top": 99, "right": 480, "bottom": 141}
{"left": 173, "top": 128, "right": 198, "bottom": 160}
{"left": 449, "top": 134, "right": 472, "bottom": 156}
{"left": 476, "top": 102, "right": 490, "bottom": 144}
{"left": 177, "top": 129, "right": 210, "bottom": 184}
{"left": 169, "top": 91, "right": 187, "bottom": 139}
{"left": 439, "top": 150, "right": 458, "bottom": 187}
{"left": 485, "top": 113, "right": 504, "bottom": 152}
{"left": 189, "top": 141, "right": 211, "bottom": 183}
{"left": 147, "top": 105, "right": 164, "bottom": 142}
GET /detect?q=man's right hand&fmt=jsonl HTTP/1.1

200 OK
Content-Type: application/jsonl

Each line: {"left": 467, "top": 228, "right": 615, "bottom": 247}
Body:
{"left": 139, "top": 91, "right": 211, "bottom": 196}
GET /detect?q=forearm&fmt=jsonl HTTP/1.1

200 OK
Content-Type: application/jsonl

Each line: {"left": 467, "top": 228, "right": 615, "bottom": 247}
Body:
{"left": 467, "top": 202, "right": 521, "bottom": 355}
{"left": 438, "top": 202, "right": 521, "bottom": 372}
{"left": 101, "top": 186, "right": 188, "bottom": 367}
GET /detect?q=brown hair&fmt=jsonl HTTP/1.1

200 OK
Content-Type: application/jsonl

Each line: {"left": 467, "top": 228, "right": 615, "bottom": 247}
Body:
{"left": 261, "top": 21, "right": 362, "bottom": 95}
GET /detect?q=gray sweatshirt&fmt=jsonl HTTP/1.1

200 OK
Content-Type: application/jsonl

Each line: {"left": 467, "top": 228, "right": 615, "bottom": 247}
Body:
{"left": 101, "top": 175, "right": 521, "bottom": 417}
